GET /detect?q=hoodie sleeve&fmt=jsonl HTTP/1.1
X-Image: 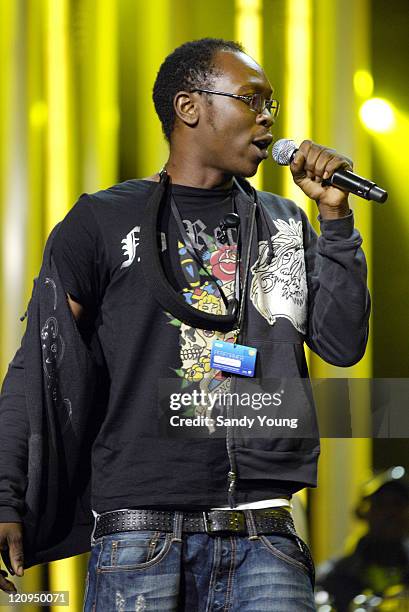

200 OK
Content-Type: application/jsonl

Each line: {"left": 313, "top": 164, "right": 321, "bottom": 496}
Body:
{"left": 51, "top": 193, "right": 108, "bottom": 313}
{"left": 0, "top": 342, "right": 28, "bottom": 522}
{"left": 301, "top": 208, "right": 371, "bottom": 366}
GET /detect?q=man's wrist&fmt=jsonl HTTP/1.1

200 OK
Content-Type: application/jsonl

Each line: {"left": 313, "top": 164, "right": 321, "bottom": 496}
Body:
{"left": 316, "top": 199, "right": 350, "bottom": 220}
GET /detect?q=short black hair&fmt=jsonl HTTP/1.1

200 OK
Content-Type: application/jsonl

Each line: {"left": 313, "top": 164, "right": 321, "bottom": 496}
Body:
{"left": 153, "top": 38, "right": 244, "bottom": 141}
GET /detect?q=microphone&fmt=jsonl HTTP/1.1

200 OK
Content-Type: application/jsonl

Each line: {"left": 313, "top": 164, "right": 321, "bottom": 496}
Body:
{"left": 272, "top": 139, "right": 388, "bottom": 203}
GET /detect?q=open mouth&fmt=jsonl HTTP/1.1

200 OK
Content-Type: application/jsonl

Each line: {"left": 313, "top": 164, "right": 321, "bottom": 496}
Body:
{"left": 251, "top": 141, "right": 270, "bottom": 160}
{"left": 253, "top": 139, "right": 271, "bottom": 151}
{"left": 251, "top": 134, "right": 273, "bottom": 159}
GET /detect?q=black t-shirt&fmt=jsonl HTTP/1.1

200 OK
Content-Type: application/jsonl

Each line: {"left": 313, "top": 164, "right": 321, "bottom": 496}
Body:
{"left": 52, "top": 179, "right": 295, "bottom": 512}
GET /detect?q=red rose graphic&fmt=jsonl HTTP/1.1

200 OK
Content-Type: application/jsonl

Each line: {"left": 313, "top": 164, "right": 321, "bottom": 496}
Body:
{"left": 210, "top": 245, "right": 237, "bottom": 282}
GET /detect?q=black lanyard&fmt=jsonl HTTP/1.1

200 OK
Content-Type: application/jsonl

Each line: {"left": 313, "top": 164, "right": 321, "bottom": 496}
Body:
{"left": 233, "top": 179, "right": 257, "bottom": 338}
{"left": 139, "top": 171, "right": 257, "bottom": 333}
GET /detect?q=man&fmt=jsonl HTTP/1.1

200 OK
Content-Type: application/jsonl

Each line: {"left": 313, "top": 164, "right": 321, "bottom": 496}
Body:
{"left": 0, "top": 38, "right": 370, "bottom": 611}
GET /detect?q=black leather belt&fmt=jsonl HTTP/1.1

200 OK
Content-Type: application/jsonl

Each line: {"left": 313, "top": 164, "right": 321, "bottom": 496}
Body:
{"left": 93, "top": 507, "right": 295, "bottom": 539}
{"left": 92, "top": 507, "right": 315, "bottom": 585}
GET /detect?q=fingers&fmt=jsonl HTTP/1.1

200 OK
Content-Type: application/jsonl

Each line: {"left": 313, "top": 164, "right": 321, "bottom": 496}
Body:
{"left": 7, "top": 533, "right": 24, "bottom": 577}
{"left": 289, "top": 142, "right": 310, "bottom": 181}
{"left": 291, "top": 139, "right": 353, "bottom": 183}
{"left": 0, "top": 568, "right": 17, "bottom": 594}
{"left": 0, "top": 524, "right": 24, "bottom": 578}
{"left": 0, "top": 524, "right": 24, "bottom": 594}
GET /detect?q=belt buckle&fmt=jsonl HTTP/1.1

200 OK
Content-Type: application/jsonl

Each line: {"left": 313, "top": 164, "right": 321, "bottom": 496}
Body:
{"left": 226, "top": 510, "right": 245, "bottom": 532}
{"left": 202, "top": 510, "right": 245, "bottom": 533}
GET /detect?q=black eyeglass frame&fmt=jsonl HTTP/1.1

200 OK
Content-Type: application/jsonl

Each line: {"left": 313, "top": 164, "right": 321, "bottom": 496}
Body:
{"left": 190, "top": 88, "right": 280, "bottom": 118}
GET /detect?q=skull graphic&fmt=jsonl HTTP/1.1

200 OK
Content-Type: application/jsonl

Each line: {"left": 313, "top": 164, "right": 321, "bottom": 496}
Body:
{"left": 179, "top": 324, "right": 209, "bottom": 382}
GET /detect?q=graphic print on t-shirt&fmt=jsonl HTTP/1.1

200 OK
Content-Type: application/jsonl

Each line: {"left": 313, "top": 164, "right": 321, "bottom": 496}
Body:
{"left": 120, "top": 225, "right": 140, "bottom": 268}
{"left": 117, "top": 211, "right": 308, "bottom": 430}
{"left": 250, "top": 217, "right": 308, "bottom": 334}
{"left": 165, "top": 219, "right": 237, "bottom": 430}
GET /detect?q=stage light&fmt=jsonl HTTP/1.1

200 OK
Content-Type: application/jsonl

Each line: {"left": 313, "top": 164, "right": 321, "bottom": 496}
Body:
{"left": 359, "top": 98, "right": 395, "bottom": 132}
{"left": 391, "top": 466, "right": 405, "bottom": 479}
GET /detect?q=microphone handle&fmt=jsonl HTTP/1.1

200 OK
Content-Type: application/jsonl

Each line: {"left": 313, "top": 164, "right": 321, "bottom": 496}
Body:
{"left": 288, "top": 148, "right": 388, "bottom": 203}
{"left": 323, "top": 169, "right": 388, "bottom": 203}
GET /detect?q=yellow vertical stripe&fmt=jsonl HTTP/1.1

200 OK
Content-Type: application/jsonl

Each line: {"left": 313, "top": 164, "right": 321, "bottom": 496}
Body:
{"left": 283, "top": 0, "right": 312, "bottom": 212}
{"left": 82, "top": 0, "right": 119, "bottom": 191}
{"left": 27, "top": 0, "right": 47, "bottom": 302}
{"left": 45, "top": 0, "right": 71, "bottom": 233}
{"left": 235, "top": 0, "right": 263, "bottom": 190}
{"left": 0, "top": 0, "right": 18, "bottom": 379}
{"left": 133, "top": 0, "right": 171, "bottom": 178}
{"left": 234, "top": 0, "right": 262, "bottom": 62}
{"left": 1, "top": 0, "right": 29, "bottom": 378}
{"left": 0, "top": 2, "right": 46, "bottom": 604}
{"left": 95, "top": 0, "right": 119, "bottom": 188}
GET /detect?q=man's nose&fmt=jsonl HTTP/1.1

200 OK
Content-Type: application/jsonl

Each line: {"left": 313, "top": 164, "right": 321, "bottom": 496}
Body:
{"left": 256, "top": 109, "right": 274, "bottom": 128}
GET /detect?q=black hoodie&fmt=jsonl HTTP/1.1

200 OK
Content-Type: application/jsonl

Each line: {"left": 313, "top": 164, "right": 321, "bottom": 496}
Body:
{"left": 0, "top": 178, "right": 370, "bottom": 567}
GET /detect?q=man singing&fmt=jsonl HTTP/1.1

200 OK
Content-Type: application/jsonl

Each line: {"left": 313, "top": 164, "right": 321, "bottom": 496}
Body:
{"left": 0, "top": 38, "right": 370, "bottom": 611}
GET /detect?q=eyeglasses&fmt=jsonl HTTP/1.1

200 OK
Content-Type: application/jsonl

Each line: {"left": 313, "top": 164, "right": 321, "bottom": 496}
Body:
{"left": 191, "top": 88, "right": 280, "bottom": 118}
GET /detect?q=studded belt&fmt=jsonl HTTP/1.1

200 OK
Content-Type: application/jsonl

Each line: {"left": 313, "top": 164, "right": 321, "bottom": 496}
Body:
{"left": 92, "top": 507, "right": 315, "bottom": 585}
{"left": 93, "top": 507, "right": 295, "bottom": 539}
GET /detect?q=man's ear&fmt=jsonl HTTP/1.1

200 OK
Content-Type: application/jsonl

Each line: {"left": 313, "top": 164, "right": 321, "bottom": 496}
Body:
{"left": 173, "top": 91, "right": 200, "bottom": 128}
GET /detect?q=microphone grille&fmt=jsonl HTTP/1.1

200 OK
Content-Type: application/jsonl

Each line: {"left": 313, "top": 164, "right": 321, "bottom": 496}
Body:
{"left": 272, "top": 139, "right": 297, "bottom": 166}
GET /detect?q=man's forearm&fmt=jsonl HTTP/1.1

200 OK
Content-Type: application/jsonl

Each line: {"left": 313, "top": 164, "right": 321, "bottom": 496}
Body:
{"left": 304, "top": 211, "right": 371, "bottom": 366}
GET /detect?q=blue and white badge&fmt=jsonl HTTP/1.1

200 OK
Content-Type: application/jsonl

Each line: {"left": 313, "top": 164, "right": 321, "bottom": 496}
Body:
{"left": 210, "top": 340, "right": 257, "bottom": 377}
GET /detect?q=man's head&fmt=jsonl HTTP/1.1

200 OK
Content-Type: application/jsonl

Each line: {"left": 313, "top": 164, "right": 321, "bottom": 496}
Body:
{"left": 153, "top": 38, "right": 244, "bottom": 141}
{"left": 153, "top": 38, "right": 276, "bottom": 178}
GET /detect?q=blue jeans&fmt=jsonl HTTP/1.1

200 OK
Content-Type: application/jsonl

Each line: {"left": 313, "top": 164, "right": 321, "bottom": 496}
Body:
{"left": 83, "top": 511, "right": 315, "bottom": 611}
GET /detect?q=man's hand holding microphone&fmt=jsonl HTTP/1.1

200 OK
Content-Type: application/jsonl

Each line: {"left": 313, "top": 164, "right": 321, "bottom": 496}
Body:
{"left": 273, "top": 137, "right": 387, "bottom": 212}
